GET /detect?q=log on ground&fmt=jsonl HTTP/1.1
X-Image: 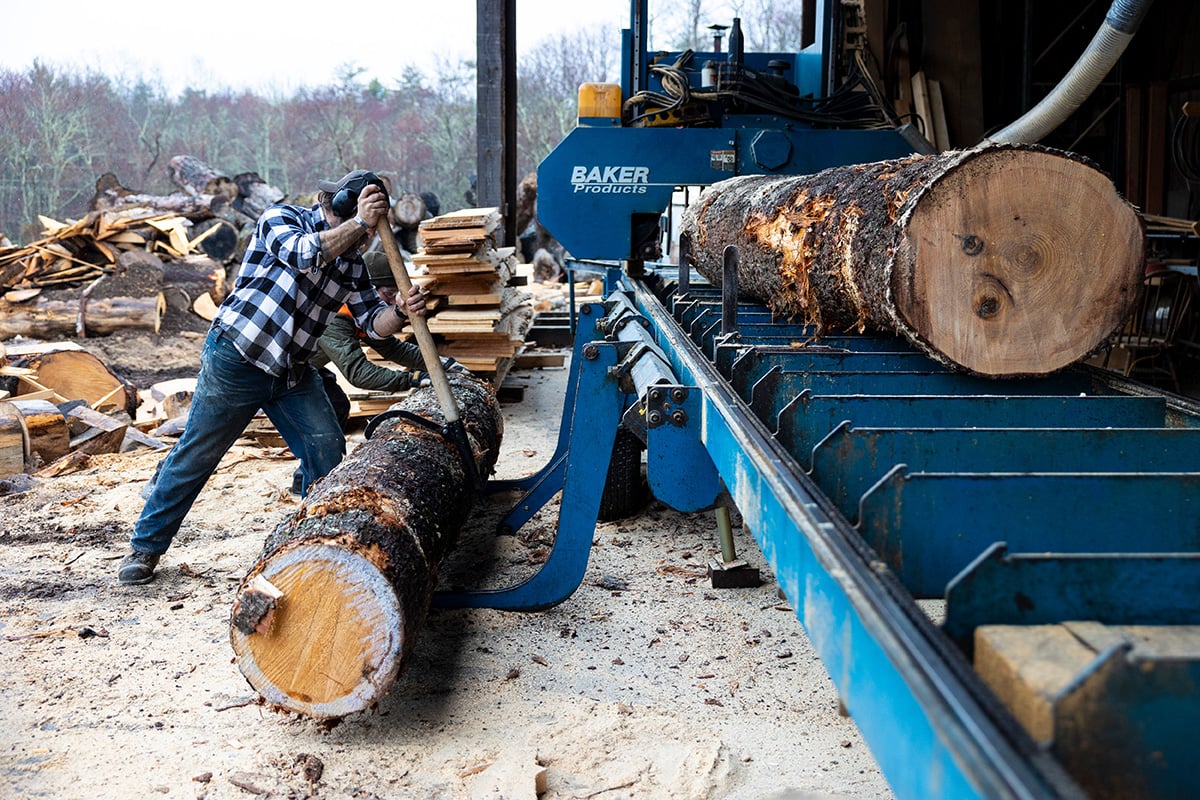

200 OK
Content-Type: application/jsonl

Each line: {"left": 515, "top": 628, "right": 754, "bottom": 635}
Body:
{"left": 680, "top": 142, "right": 1146, "bottom": 377}
{"left": 229, "top": 372, "right": 503, "bottom": 719}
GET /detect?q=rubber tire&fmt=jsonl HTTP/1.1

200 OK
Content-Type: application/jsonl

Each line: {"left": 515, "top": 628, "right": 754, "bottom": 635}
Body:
{"left": 598, "top": 427, "right": 648, "bottom": 522}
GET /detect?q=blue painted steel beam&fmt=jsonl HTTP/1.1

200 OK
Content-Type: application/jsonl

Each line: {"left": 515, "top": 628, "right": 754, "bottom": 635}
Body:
{"left": 943, "top": 544, "right": 1200, "bottom": 652}
{"left": 812, "top": 426, "right": 1200, "bottom": 522}
{"left": 748, "top": 370, "right": 1098, "bottom": 430}
{"left": 858, "top": 469, "right": 1200, "bottom": 598}
{"left": 778, "top": 394, "right": 1169, "bottom": 468}
{"left": 632, "top": 280, "right": 1085, "bottom": 800}
{"left": 728, "top": 349, "right": 948, "bottom": 387}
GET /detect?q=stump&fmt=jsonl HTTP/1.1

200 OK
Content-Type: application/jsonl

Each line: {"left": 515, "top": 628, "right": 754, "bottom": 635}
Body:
{"left": 681, "top": 142, "right": 1146, "bottom": 377}
{"left": 229, "top": 373, "right": 502, "bottom": 719}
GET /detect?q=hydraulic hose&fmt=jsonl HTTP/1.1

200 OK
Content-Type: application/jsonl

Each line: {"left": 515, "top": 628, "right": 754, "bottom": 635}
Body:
{"left": 987, "top": 0, "right": 1154, "bottom": 144}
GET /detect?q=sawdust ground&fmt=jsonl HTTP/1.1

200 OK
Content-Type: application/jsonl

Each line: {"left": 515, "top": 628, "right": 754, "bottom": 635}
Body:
{"left": 0, "top": 326, "right": 892, "bottom": 800}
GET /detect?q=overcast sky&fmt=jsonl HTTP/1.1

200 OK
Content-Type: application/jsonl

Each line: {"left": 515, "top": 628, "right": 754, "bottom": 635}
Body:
{"left": 0, "top": 0, "right": 641, "bottom": 96}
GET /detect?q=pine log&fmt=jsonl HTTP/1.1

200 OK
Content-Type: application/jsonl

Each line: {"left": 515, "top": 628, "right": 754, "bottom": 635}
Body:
{"left": 167, "top": 154, "right": 238, "bottom": 201}
{"left": 0, "top": 291, "right": 164, "bottom": 340}
{"left": 187, "top": 219, "right": 240, "bottom": 262}
{"left": 229, "top": 373, "right": 502, "bottom": 719}
{"left": 681, "top": 142, "right": 1146, "bottom": 377}
{"left": 91, "top": 190, "right": 229, "bottom": 219}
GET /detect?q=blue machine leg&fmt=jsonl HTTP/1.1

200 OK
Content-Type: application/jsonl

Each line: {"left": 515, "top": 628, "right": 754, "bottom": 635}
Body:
{"left": 485, "top": 302, "right": 600, "bottom": 535}
{"left": 433, "top": 341, "right": 624, "bottom": 611}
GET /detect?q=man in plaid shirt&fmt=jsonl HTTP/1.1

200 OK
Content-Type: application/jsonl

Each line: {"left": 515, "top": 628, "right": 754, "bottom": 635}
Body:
{"left": 118, "top": 170, "right": 446, "bottom": 585}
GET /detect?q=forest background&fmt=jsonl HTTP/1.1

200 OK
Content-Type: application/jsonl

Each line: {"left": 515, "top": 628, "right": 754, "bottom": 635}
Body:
{"left": 0, "top": 1, "right": 807, "bottom": 245}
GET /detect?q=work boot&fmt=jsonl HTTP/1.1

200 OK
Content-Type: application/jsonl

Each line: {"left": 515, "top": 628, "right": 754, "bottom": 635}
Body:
{"left": 117, "top": 550, "right": 160, "bottom": 585}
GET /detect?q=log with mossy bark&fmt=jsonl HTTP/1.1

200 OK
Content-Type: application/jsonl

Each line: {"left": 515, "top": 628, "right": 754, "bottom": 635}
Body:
{"left": 229, "top": 372, "right": 502, "bottom": 719}
{"left": 680, "top": 142, "right": 1146, "bottom": 377}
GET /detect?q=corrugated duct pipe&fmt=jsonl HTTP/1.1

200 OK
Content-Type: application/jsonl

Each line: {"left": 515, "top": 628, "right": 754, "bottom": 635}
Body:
{"left": 987, "top": 0, "right": 1154, "bottom": 144}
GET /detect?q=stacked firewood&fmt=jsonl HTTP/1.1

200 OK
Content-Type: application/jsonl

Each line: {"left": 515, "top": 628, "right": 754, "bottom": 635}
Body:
{"left": 410, "top": 207, "right": 533, "bottom": 384}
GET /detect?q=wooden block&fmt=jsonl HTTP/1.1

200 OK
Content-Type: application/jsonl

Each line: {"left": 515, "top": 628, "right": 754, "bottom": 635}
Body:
{"left": 11, "top": 398, "right": 71, "bottom": 464}
{"left": 911, "top": 71, "right": 933, "bottom": 146}
{"left": 70, "top": 423, "right": 128, "bottom": 455}
{"left": 975, "top": 622, "right": 1200, "bottom": 747}
{"left": 0, "top": 400, "right": 29, "bottom": 478}
{"left": 974, "top": 624, "right": 1097, "bottom": 743}
{"left": 927, "top": 78, "right": 951, "bottom": 151}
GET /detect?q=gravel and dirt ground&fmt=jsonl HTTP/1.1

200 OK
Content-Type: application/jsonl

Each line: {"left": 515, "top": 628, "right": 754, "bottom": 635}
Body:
{"left": 0, "top": 317, "right": 892, "bottom": 800}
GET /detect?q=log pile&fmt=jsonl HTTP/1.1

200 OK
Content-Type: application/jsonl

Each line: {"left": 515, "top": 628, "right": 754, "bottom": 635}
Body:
{"left": 680, "top": 142, "right": 1146, "bottom": 378}
{"left": 1, "top": 156, "right": 281, "bottom": 339}
{"left": 411, "top": 208, "right": 534, "bottom": 383}
{"left": 229, "top": 372, "right": 502, "bottom": 719}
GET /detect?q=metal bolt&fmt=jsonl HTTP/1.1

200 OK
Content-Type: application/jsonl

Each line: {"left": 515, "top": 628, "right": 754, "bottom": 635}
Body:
{"left": 583, "top": 343, "right": 599, "bottom": 360}
{"left": 647, "top": 410, "right": 664, "bottom": 426}
{"left": 670, "top": 409, "right": 688, "bottom": 425}
{"left": 670, "top": 387, "right": 687, "bottom": 402}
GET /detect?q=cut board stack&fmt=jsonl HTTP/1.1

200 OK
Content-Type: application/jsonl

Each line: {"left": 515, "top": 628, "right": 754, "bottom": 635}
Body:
{"left": 411, "top": 207, "right": 533, "bottom": 383}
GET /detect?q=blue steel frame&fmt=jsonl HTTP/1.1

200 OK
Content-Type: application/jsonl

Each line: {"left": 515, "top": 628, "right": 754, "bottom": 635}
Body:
{"left": 434, "top": 272, "right": 1200, "bottom": 797}
{"left": 627, "top": 279, "right": 1086, "bottom": 799}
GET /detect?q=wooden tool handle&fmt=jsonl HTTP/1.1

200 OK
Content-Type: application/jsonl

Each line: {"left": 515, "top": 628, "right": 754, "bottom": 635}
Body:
{"left": 375, "top": 224, "right": 460, "bottom": 424}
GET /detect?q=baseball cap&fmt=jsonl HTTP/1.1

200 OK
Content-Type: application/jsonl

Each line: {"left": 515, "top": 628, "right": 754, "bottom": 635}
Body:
{"left": 362, "top": 251, "right": 397, "bottom": 288}
{"left": 318, "top": 169, "right": 373, "bottom": 195}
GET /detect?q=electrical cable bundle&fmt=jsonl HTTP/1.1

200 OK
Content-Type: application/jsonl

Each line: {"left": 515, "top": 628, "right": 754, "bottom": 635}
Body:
{"left": 623, "top": 47, "right": 899, "bottom": 130}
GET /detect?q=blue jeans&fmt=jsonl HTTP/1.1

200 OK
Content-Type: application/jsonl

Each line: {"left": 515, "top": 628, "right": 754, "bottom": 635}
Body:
{"left": 129, "top": 328, "right": 345, "bottom": 555}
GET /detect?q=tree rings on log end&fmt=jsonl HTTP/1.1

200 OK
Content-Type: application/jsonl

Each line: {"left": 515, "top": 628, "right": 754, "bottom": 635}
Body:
{"left": 894, "top": 147, "right": 1144, "bottom": 377}
{"left": 230, "top": 542, "right": 404, "bottom": 719}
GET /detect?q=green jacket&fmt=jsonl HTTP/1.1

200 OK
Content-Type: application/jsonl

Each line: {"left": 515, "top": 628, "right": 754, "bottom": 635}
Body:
{"left": 311, "top": 314, "right": 427, "bottom": 392}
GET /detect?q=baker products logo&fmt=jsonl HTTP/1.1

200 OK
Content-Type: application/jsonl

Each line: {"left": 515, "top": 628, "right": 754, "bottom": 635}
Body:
{"left": 571, "top": 165, "right": 650, "bottom": 194}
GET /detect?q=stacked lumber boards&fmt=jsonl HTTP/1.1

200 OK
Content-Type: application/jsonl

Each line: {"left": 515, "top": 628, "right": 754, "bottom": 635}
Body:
{"left": 411, "top": 208, "right": 533, "bottom": 383}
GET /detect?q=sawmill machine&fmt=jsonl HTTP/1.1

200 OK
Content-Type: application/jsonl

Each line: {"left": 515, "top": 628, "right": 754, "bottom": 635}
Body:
{"left": 434, "top": 1, "right": 1200, "bottom": 798}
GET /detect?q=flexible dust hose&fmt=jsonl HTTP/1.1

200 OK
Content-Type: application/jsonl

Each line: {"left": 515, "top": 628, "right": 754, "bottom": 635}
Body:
{"left": 988, "top": 0, "right": 1154, "bottom": 144}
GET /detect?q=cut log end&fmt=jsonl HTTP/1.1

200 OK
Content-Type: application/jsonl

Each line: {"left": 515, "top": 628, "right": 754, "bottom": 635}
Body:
{"left": 230, "top": 542, "right": 405, "bottom": 720}
{"left": 894, "top": 147, "right": 1144, "bottom": 377}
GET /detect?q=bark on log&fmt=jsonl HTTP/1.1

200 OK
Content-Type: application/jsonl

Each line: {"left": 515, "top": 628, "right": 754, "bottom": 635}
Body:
{"left": 91, "top": 190, "right": 229, "bottom": 219}
{"left": 229, "top": 373, "right": 503, "bottom": 719}
{"left": 0, "top": 291, "right": 163, "bottom": 339}
{"left": 681, "top": 142, "right": 1146, "bottom": 377}
{"left": 167, "top": 155, "right": 238, "bottom": 201}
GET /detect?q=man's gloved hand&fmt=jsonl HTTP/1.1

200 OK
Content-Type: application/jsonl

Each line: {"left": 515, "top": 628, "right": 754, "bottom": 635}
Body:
{"left": 409, "top": 370, "right": 432, "bottom": 389}
{"left": 441, "top": 356, "right": 470, "bottom": 374}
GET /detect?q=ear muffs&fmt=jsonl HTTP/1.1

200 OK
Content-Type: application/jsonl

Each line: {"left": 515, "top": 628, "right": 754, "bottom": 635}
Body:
{"left": 330, "top": 171, "right": 386, "bottom": 218}
{"left": 331, "top": 188, "right": 359, "bottom": 218}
